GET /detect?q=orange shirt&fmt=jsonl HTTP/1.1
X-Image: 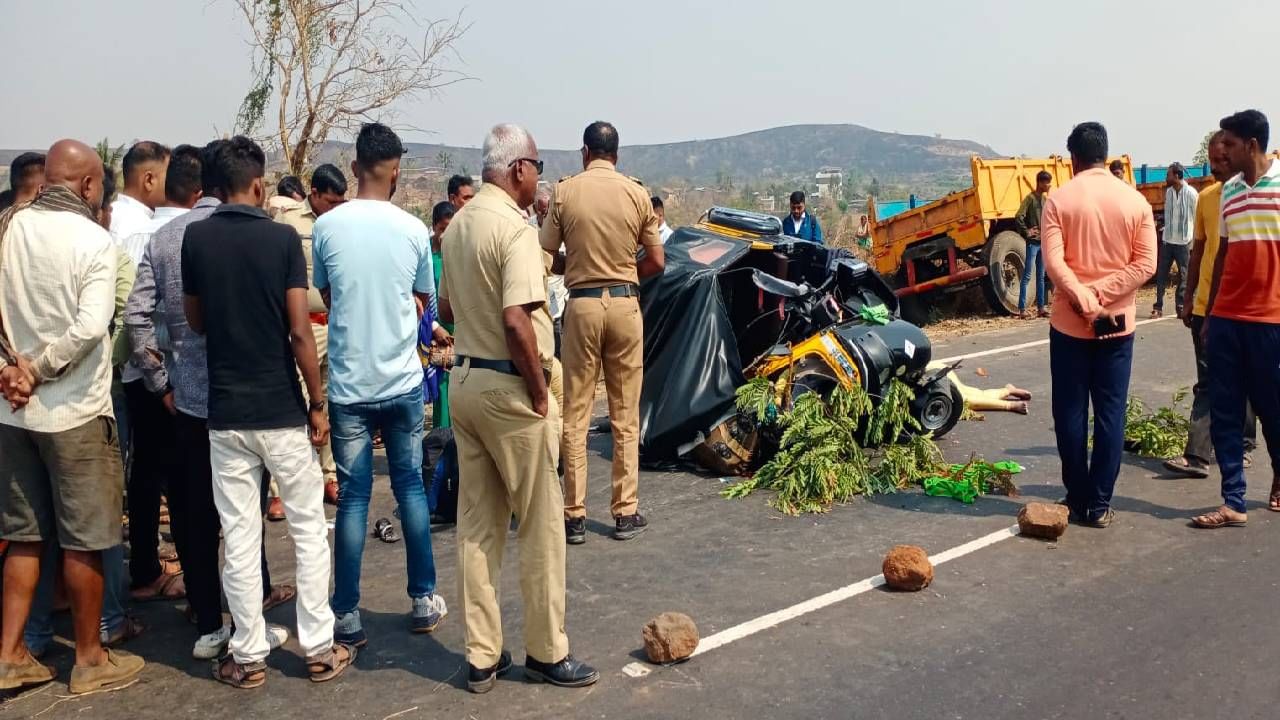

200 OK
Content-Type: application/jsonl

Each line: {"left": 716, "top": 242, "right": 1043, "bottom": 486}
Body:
{"left": 1041, "top": 168, "right": 1157, "bottom": 339}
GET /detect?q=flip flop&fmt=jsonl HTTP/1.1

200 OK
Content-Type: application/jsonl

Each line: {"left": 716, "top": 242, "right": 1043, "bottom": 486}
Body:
{"left": 1269, "top": 477, "right": 1280, "bottom": 513}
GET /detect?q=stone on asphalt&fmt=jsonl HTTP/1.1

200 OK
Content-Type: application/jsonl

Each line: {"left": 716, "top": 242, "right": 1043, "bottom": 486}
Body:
{"left": 1018, "top": 502, "right": 1069, "bottom": 540}
{"left": 643, "top": 612, "right": 700, "bottom": 664}
{"left": 882, "top": 545, "right": 933, "bottom": 591}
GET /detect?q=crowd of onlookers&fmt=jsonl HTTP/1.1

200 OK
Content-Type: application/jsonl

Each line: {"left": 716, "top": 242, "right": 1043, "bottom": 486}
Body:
{"left": 0, "top": 117, "right": 669, "bottom": 696}
{"left": 1, "top": 108, "right": 1277, "bottom": 699}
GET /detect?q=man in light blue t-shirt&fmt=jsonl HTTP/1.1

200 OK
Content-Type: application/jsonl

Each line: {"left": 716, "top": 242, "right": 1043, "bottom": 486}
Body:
{"left": 312, "top": 123, "right": 451, "bottom": 647}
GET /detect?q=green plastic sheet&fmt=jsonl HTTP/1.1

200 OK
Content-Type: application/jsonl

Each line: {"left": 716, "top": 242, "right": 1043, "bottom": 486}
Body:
{"left": 922, "top": 461, "right": 1023, "bottom": 504}
{"left": 859, "top": 304, "right": 891, "bottom": 326}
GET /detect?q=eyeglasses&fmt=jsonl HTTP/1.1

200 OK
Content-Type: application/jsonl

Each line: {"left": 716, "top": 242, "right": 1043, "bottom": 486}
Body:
{"left": 509, "top": 158, "right": 544, "bottom": 176}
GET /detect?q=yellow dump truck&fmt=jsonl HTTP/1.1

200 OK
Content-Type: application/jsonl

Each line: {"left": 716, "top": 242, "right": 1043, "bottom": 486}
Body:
{"left": 866, "top": 155, "right": 1134, "bottom": 317}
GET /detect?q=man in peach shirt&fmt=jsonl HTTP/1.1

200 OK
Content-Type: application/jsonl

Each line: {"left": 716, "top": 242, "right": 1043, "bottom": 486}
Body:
{"left": 1041, "top": 122, "right": 1157, "bottom": 528}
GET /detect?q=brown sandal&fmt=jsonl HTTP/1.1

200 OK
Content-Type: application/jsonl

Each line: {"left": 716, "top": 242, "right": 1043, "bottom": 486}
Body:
{"left": 306, "top": 643, "right": 357, "bottom": 683}
{"left": 131, "top": 571, "right": 186, "bottom": 602}
{"left": 1191, "top": 508, "right": 1248, "bottom": 529}
{"left": 103, "top": 615, "right": 146, "bottom": 646}
{"left": 212, "top": 655, "right": 267, "bottom": 689}
{"left": 1269, "top": 477, "right": 1280, "bottom": 512}
{"left": 263, "top": 584, "right": 296, "bottom": 612}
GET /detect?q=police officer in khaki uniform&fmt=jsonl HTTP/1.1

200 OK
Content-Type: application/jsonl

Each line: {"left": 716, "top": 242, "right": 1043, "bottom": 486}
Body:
{"left": 439, "top": 123, "right": 598, "bottom": 694}
{"left": 540, "top": 121, "right": 665, "bottom": 544}
{"left": 275, "top": 164, "right": 348, "bottom": 505}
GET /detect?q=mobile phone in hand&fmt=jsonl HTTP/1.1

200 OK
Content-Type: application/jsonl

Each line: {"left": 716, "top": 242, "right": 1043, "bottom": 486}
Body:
{"left": 1093, "top": 314, "right": 1126, "bottom": 337}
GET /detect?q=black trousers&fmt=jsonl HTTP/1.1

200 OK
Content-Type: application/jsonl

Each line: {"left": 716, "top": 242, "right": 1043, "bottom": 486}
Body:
{"left": 172, "top": 411, "right": 224, "bottom": 634}
{"left": 123, "top": 379, "right": 178, "bottom": 588}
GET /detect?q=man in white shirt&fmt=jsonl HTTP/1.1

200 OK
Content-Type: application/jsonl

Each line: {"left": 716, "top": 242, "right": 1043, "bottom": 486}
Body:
{"left": 109, "top": 141, "right": 169, "bottom": 258}
{"left": 1152, "top": 162, "right": 1198, "bottom": 319}
{"left": 0, "top": 139, "right": 145, "bottom": 695}
{"left": 651, "top": 195, "right": 673, "bottom": 243}
{"left": 120, "top": 146, "right": 203, "bottom": 603}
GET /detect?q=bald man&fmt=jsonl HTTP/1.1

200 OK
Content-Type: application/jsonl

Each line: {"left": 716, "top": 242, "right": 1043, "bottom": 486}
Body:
{"left": 0, "top": 140, "right": 145, "bottom": 694}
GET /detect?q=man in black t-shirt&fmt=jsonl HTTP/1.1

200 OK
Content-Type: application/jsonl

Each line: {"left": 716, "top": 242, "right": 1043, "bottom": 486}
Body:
{"left": 181, "top": 136, "right": 355, "bottom": 688}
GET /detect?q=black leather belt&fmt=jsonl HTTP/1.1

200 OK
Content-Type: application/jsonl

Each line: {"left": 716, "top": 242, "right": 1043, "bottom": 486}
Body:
{"left": 568, "top": 284, "right": 639, "bottom": 299}
{"left": 458, "top": 356, "right": 551, "bottom": 383}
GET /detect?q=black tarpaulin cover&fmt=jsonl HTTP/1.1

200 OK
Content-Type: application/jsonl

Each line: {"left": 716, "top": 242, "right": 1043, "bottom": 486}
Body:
{"left": 638, "top": 228, "right": 753, "bottom": 460}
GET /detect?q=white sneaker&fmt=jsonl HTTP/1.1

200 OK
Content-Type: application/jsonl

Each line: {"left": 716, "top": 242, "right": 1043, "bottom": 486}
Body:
{"left": 193, "top": 625, "right": 232, "bottom": 660}
{"left": 267, "top": 623, "right": 290, "bottom": 650}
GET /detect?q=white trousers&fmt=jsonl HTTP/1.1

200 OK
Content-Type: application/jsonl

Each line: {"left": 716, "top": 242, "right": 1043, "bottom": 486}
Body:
{"left": 209, "top": 427, "right": 334, "bottom": 663}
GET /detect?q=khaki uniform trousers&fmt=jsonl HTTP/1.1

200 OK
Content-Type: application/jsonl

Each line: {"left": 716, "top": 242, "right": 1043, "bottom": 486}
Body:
{"left": 561, "top": 294, "right": 642, "bottom": 519}
{"left": 452, "top": 363, "right": 569, "bottom": 668}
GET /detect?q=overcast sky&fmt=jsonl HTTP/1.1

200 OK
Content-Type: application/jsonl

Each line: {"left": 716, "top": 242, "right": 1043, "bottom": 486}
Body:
{"left": 2, "top": 0, "right": 1277, "bottom": 161}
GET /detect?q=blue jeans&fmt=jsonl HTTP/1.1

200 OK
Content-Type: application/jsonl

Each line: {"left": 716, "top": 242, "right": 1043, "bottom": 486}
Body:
{"left": 330, "top": 389, "right": 435, "bottom": 614}
{"left": 1207, "top": 317, "right": 1280, "bottom": 513}
{"left": 1050, "top": 329, "right": 1134, "bottom": 521}
{"left": 25, "top": 543, "right": 127, "bottom": 653}
{"left": 1018, "top": 241, "right": 1045, "bottom": 312}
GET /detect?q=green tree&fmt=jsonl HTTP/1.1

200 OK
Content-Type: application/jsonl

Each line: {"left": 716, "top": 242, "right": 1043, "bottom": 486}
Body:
{"left": 1192, "top": 130, "right": 1215, "bottom": 165}
{"left": 95, "top": 138, "right": 125, "bottom": 169}
{"left": 434, "top": 149, "right": 452, "bottom": 171}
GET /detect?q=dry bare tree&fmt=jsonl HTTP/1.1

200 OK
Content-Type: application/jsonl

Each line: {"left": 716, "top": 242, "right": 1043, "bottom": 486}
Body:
{"left": 233, "top": 0, "right": 468, "bottom": 176}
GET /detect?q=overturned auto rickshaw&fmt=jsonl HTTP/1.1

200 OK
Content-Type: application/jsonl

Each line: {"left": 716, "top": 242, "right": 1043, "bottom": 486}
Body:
{"left": 638, "top": 207, "right": 963, "bottom": 472}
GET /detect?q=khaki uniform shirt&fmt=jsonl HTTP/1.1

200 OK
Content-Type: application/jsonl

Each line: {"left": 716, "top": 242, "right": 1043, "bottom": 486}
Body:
{"left": 276, "top": 199, "right": 327, "bottom": 314}
{"left": 539, "top": 159, "right": 662, "bottom": 289}
{"left": 440, "top": 184, "right": 554, "bottom": 364}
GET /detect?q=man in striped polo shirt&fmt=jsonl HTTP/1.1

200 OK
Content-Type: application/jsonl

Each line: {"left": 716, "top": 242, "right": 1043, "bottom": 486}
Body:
{"left": 1194, "top": 109, "right": 1280, "bottom": 529}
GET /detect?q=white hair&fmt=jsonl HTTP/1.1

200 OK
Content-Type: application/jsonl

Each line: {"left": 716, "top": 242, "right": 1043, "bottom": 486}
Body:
{"left": 482, "top": 123, "right": 535, "bottom": 181}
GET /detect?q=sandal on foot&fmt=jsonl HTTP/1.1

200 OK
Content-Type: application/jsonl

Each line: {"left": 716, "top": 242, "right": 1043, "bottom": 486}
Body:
{"left": 212, "top": 654, "right": 266, "bottom": 690}
{"left": 1191, "top": 508, "right": 1248, "bottom": 529}
{"left": 131, "top": 571, "right": 186, "bottom": 602}
{"left": 307, "top": 643, "right": 357, "bottom": 683}
{"left": 1163, "top": 456, "right": 1211, "bottom": 479}
{"left": 1269, "top": 477, "right": 1280, "bottom": 513}
{"left": 263, "top": 584, "right": 296, "bottom": 612}
{"left": 103, "top": 615, "right": 146, "bottom": 647}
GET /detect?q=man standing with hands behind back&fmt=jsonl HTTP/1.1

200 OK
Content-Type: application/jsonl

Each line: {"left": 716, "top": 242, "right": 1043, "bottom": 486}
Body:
{"left": 442, "top": 123, "right": 598, "bottom": 692}
{"left": 541, "top": 121, "right": 664, "bottom": 545}
{"left": 1042, "top": 122, "right": 1157, "bottom": 529}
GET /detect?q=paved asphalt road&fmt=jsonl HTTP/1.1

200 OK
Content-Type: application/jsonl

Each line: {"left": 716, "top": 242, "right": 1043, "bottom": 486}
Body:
{"left": 5, "top": 317, "right": 1279, "bottom": 720}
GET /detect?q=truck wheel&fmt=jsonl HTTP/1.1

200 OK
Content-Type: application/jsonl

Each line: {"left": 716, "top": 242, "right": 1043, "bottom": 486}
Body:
{"left": 910, "top": 378, "right": 964, "bottom": 440}
{"left": 982, "top": 230, "right": 1028, "bottom": 316}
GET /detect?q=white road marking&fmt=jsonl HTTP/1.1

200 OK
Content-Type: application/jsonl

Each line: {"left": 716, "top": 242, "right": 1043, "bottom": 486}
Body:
{"left": 934, "top": 316, "right": 1171, "bottom": 364}
{"left": 686, "top": 524, "right": 1023, "bottom": 659}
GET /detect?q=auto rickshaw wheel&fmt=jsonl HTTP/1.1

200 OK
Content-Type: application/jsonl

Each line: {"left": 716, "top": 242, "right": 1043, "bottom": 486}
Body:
{"left": 911, "top": 377, "right": 964, "bottom": 440}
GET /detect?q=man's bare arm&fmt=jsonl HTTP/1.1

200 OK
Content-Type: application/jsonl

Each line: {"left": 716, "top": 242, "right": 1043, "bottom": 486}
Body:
{"left": 637, "top": 243, "right": 665, "bottom": 279}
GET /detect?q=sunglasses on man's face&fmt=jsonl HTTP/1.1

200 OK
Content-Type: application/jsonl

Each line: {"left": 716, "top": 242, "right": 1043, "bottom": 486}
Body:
{"left": 509, "top": 158, "right": 544, "bottom": 176}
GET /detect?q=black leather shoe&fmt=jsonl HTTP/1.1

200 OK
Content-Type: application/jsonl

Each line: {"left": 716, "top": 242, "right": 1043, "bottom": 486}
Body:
{"left": 565, "top": 517, "right": 586, "bottom": 545}
{"left": 467, "top": 650, "right": 512, "bottom": 694}
{"left": 524, "top": 654, "right": 600, "bottom": 688}
{"left": 613, "top": 513, "right": 648, "bottom": 541}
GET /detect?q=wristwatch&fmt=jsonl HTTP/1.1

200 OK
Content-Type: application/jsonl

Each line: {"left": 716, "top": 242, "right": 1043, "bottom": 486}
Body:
{"left": 309, "top": 400, "right": 327, "bottom": 412}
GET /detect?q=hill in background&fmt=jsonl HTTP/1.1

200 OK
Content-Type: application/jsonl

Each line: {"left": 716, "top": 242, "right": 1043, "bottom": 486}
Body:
{"left": 309, "top": 123, "right": 998, "bottom": 191}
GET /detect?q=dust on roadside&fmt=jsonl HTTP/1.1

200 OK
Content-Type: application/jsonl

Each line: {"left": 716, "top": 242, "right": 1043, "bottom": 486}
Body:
{"left": 925, "top": 286, "right": 1161, "bottom": 342}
